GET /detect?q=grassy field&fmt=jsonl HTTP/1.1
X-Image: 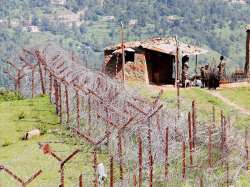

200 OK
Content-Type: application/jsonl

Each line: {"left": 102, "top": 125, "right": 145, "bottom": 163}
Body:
{"left": 129, "top": 82, "right": 250, "bottom": 127}
{"left": 0, "top": 85, "right": 249, "bottom": 186}
{"left": 218, "top": 86, "right": 250, "bottom": 111}
{"left": 0, "top": 93, "right": 113, "bottom": 187}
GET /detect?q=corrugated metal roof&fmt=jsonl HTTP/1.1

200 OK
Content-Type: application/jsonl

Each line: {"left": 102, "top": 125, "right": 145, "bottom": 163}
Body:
{"left": 105, "top": 37, "right": 208, "bottom": 56}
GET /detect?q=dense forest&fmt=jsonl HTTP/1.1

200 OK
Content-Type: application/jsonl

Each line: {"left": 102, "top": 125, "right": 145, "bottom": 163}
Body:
{"left": 1, "top": 0, "right": 250, "bottom": 85}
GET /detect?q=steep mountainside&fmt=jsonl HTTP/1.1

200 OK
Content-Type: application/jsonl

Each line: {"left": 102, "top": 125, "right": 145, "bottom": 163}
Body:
{"left": 1, "top": 0, "right": 250, "bottom": 85}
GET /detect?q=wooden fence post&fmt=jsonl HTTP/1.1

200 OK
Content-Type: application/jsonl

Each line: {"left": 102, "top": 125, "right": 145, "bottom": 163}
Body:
{"left": 226, "top": 161, "right": 229, "bottom": 187}
{"left": 88, "top": 96, "right": 91, "bottom": 134}
{"left": 118, "top": 130, "right": 123, "bottom": 181}
{"left": 208, "top": 126, "right": 212, "bottom": 168}
{"left": 133, "top": 162, "right": 137, "bottom": 187}
{"left": 54, "top": 79, "right": 59, "bottom": 114}
{"left": 31, "top": 68, "right": 35, "bottom": 98}
{"left": 79, "top": 174, "right": 83, "bottom": 187}
{"left": 110, "top": 156, "right": 114, "bottom": 187}
{"left": 58, "top": 82, "right": 62, "bottom": 124}
{"left": 165, "top": 127, "right": 169, "bottom": 179}
{"left": 65, "top": 86, "right": 70, "bottom": 124}
{"left": 182, "top": 141, "right": 186, "bottom": 179}
{"left": 245, "top": 128, "right": 249, "bottom": 170}
{"left": 76, "top": 91, "right": 80, "bottom": 130}
{"left": 220, "top": 111, "right": 224, "bottom": 162}
{"left": 92, "top": 148, "right": 98, "bottom": 187}
{"left": 192, "top": 100, "right": 196, "bottom": 149}
{"left": 147, "top": 126, "right": 153, "bottom": 187}
{"left": 38, "top": 60, "right": 45, "bottom": 95}
{"left": 212, "top": 106, "right": 215, "bottom": 127}
{"left": 138, "top": 135, "right": 143, "bottom": 187}
{"left": 49, "top": 72, "right": 53, "bottom": 102}
{"left": 188, "top": 112, "right": 193, "bottom": 167}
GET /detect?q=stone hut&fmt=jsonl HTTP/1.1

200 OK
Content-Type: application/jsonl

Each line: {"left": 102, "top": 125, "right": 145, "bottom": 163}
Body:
{"left": 103, "top": 37, "right": 206, "bottom": 85}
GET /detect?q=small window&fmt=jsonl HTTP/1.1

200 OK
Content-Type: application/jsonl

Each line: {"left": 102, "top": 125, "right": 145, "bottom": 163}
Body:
{"left": 125, "top": 51, "right": 135, "bottom": 62}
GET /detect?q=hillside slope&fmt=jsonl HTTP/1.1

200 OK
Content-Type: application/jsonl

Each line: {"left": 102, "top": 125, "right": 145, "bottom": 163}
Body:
{"left": 131, "top": 83, "right": 250, "bottom": 126}
{"left": 0, "top": 94, "right": 111, "bottom": 186}
{"left": 0, "top": 85, "right": 249, "bottom": 185}
{"left": 1, "top": 0, "right": 250, "bottom": 86}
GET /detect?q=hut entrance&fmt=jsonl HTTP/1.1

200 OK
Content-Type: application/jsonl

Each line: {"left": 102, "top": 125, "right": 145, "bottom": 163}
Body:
{"left": 146, "top": 50, "right": 175, "bottom": 85}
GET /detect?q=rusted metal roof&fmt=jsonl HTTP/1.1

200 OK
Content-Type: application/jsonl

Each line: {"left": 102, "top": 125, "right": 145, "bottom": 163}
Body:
{"left": 105, "top": 37, "right": 208, "bottom": 56}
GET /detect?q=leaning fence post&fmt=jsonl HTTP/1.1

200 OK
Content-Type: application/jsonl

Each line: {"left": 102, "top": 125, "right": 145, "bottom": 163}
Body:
{"left": 60, "top": 150, "right": 80, "bottom": 187}
{"left": 40, "top": 145, "right": 79, "bottom": 187}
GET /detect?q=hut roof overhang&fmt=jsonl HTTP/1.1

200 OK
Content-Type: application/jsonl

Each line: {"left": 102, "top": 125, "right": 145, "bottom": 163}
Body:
{"left": 105, "top": 37, "right": 208, "bottom": 56}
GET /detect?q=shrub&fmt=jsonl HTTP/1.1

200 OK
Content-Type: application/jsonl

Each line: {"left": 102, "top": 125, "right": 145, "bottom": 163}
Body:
{"left": 0, "top": 90, "right": 24, "bottom": 102}
{"left": 18, "top": 112, "right": 25, "bottom": 120}
{"left": 2, "top": 141, "right": 12, "bottom": 147}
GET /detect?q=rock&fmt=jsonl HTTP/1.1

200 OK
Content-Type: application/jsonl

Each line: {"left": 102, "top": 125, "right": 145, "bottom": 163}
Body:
{"left": 23, "top": 129, "right": 41, "bottom": 140}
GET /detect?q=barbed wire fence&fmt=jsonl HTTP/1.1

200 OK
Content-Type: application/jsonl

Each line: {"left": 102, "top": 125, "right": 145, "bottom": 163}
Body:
{"left": 1, "top": 44, "right": 249, "bottom": 186}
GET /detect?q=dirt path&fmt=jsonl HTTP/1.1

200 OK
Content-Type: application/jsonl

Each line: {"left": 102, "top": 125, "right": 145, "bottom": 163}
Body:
{"left": 206, "top": 89, "right": 250, "bottom": 116}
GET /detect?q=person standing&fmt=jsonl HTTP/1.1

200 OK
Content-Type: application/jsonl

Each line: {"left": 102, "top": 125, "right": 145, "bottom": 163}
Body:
{"left": 200, "top": 66, "right": 205, "bottom": 88}
{"left": 217, "top": 56, "right": 226, "bottom": 82}
{"left": 204, "top": 64, "right": 210, "bottom": 88}
{"left": 182, "top": 55, "right": 190, "bottom": 87}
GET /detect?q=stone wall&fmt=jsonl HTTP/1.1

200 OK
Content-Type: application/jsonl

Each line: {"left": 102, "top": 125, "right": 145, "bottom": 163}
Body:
{"left": 104, "top": 50, "right": 149, "bottom": 83}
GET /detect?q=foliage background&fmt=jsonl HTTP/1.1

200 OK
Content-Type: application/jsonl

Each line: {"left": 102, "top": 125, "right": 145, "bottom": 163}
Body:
{"left": 1, "top": 0, "right": 250, "bottom": 85}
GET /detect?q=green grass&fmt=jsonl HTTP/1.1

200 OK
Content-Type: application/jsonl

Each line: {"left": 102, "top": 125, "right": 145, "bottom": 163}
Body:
{"left": 218, "top": 86, "right": 250, "bottom": 111}
{"left": 129, "top": 82, "right": 250, "bottom": 126}
{"left": 0, "top": 95, "right": 114, "bottom": 186}
{"left": 1, "top": 87, "right": 249, "bottom": 186}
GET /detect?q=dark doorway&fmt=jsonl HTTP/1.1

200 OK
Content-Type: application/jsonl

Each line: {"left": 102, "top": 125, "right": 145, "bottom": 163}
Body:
{"left": 146, "top": 50, "right": 175, "bottom": 85}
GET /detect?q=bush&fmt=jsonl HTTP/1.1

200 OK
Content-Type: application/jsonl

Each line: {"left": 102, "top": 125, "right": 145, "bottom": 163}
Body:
{"left": 0, "top": 90, "right": 24, "bottom": 102}
{"left": 18, "top": 112, "right": 25, "bottom": 120}
{"left": 2, "top": 141, "right": 12, "bottom": 147}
